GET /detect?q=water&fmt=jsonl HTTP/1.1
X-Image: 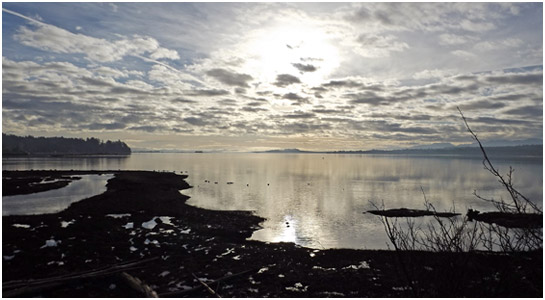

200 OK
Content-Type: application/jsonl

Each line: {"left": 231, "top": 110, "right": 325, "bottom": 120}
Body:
{"left": 3, "top": 153, "right": 542, "bottom": 249}
{"left": 3, "top": 174, "right": 113, "bottom": 216}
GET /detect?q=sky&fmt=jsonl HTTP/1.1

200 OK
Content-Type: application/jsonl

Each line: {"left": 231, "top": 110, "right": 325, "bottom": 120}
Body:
{"left": 2, "top": 2, "right": 543, "bottom": 151}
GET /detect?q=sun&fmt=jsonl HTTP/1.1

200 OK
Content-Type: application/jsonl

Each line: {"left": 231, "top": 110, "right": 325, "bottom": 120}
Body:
{"left": 243, "top": 25, "right": 340, "bottom": 87}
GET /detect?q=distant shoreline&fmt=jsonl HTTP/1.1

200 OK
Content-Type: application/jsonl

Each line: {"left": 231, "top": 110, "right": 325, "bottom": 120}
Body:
{"left": 2, "top": 154, "right": 132, "bottom": 158}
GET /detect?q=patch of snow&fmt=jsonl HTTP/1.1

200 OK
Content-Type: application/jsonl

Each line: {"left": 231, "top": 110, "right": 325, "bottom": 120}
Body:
{"left": 158, "top": 216, "right": 174, "bottom": 226}
{"left": 109, "top": 284, "right": 116, "bottom": 290}
{"left": 286, "top": 283, "right": 308, "bottom": 293}
{"left": 12, "top": 224, "right": 31, "bottom": 229}
{"left": 258, "top": 267, "right": 269, "bottom": 274}
{"left": 129, "top": 246, "right": 138, "bottom": 252}
{"left": 123, "top": 222, "right": 134, "bottom": 229}
{"left": 106, "top": 213, "right": 131, "bottom": 218}
{"left": 40, "top": 239, "right": 59, "bottom": 249}
{"left": 85, "top": 259, "right": 92, "bottom": 263}
{"left": 278, "top": 274, "right": 285, "bottom": 278}
{"left": 309, "top": 253, "right": 316, "bottom": 258}
{"left": 180, "top": 228, "right": 191, "bottom": 234}
{"left": 342, "top": 261, "right": 370, "bottom": 270}
{"left": 312, "top": 265, "right": 336, "bottom": 271}
{"left": 220, "top": 248, "right": 235, "bottom": 256}
{"left": 144, "top": 239, "right": 159, "bottom": 245}
{"left": 142, "top": 218, "right": 157, "bottom": 229}
{"left": 232, "top": 255, "right": 242, "bottom": 260}
{"left": 4, "top": 255, "right": 15, "bottom": 261}
{"left": 60, "top": 220, "right": 75, "bottom": 228}
{"left": 159, "top": 271, "right": 170, "bottom": 277}
{"left": 320, "top": 291, "right": 345, "bottom": 296}
{"left": 248, "top": 288, "right": 259, "bottom": 293}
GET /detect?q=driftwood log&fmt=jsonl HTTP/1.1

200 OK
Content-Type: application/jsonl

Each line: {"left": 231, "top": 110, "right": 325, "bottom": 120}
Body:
{"left": 467, "top": 209, "right": 543, "bottom": 229}
{"left": 366, "top": 208, "right": 460, "bottom": 218}
{"left": 119, "top": 271, "right": 158, "bottom": 297}
{"left": 2, "top": 257, "right": 159, "bottom": 297}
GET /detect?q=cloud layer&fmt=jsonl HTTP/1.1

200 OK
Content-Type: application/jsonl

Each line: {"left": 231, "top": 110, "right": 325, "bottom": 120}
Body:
{"left": 2, "top": 3, "right": 542, "bottom": 151}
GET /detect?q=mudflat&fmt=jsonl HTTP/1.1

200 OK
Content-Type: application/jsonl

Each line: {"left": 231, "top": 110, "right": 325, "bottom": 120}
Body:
{"left": 2, "top": 171, "right": 541, "bottom": 297}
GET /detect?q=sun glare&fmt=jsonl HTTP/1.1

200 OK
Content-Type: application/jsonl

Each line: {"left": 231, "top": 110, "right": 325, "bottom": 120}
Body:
{"left": 244, "top": 25, "right": 340, "bottom": 87}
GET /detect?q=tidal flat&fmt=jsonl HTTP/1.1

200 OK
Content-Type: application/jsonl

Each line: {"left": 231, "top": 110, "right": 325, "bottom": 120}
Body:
{"left": 2, "top": 170, "right": 542, "bottom": 297}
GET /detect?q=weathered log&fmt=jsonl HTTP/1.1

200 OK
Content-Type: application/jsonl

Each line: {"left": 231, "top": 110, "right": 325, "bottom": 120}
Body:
{"left": 467, "top": 209, "right": 543, "bottom": 229}
{"left": 2, "top": 257, "right": 159, "bottom": 297}
{"left": 366, "top": 208, "right": 460, "bottom": 218}
{"left": 119, "top": 272, "right": 158, "bottom": 298}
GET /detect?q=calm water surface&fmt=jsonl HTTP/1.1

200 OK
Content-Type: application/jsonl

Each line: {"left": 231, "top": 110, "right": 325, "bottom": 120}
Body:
{"left": 3, "top": 174, "right": 113, "bottom": 216}
{"left": 3, "top": 153, "right": 542, "bottom": 249}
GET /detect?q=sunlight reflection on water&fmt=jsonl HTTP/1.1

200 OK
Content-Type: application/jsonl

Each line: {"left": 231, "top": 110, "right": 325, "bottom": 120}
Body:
{"left": 3, "top": 153, "right": 542, "bottom": 249}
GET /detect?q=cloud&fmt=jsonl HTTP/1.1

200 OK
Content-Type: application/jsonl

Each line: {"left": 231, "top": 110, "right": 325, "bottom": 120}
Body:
{"left": 88, "top": 122, "right": 127, "bottom": 130}
{"left": 281, "top": 92, "right": 309, "bottom": 105}
{"left": 454, "top": 99, "right": 507, "bottom": 110}
{"left": 273, "top": 74, "right": 301, "bottom": 87}
{"left": 217, "top": 99, "right": 238, "bottom": 106}
{"left": 322, "top": 79, "right": 364, "bottom": 89}
{"left": 186, "top": 89, "right": 230, "bottom": 97}
{"left": 438, "top": 33, "right": 475, "bottom": 46}
{"left": 171, "top": 98, "right": 197, "bottom": 104}
{"left": 2, "top": 3, "right": 542, "bottom": 149}
{"left": 241, "top": 106, "right": 268, "bottom": 113}
{"left": 502, "top": 105, "right": 543, "bottom": 118}
{"left": 451, "top": 50, "right": 476, "bottom": 59}
{"left": 183, "top": 117, "right": 210, "bottom": 126}
{"left": 282, "top": 112, "right": 316, "bottom": 119}
{"left": 205, "top": 68, "right": 253, "bottom": 88}
{"left": 150, "top": 47, "right": 180, "bottom": 60}
{"left": 485, "top": 73, "right": 542, "bottom": 85}
{"left": 353, "top": 33, "right": 409, "bottom": 57}
{"left": 459, "top": 19, "right": 495, "bottom": 32}
{"left": 14, "top": 24, "right": 169, "bottom": 63}
{"left": 292, "top": 63, "right": 317, "bottom": 73}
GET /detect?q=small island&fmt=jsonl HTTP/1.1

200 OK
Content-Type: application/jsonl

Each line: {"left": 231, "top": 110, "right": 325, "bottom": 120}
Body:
{"left": 2, "top": 134, "right": 131, "bottom": 156}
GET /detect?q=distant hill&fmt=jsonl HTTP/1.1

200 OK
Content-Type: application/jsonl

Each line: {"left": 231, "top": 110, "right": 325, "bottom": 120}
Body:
{"left": 2, "top": 134, "right": 131, "bottom": 156}
{"left": 258, "top": 145, "right": 542, "bottom": 158}
{"left": 409, "top": 143, "right": 457, "bottom": 150}
{"left": 260, "top": 148, "right": 308, "bottom": 153}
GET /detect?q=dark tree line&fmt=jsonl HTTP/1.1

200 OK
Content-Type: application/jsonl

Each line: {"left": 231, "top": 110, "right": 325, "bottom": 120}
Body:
{"left": 2, "top": 134, "right": 131, "bottom": 156}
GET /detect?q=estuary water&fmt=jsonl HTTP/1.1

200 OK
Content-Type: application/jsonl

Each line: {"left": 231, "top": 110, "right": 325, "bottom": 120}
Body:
{"left": 3, "top": 174, "right": 113, "bottom": 216}
{"left": 3, "top": 153, "right": 542, "bottom": 249}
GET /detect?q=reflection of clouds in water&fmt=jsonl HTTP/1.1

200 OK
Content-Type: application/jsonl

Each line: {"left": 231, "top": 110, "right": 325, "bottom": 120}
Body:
{"left": 183, "top": 154, "right": 542, "bottom": 249}
{"left": 4, "top": 153, "right": 541, "bottom": 249}
{"left": 3, "top": 174, "right": 113, "bottom": 216}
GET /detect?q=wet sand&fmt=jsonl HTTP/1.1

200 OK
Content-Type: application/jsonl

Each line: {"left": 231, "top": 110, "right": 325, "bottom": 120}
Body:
{"left": 2, "top": 170, "right": 542, "bottom": 297}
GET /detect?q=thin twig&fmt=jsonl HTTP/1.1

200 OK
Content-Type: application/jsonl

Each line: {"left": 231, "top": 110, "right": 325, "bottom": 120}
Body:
{"left": 192, "top": 273, "right": 221, "bottom": 298}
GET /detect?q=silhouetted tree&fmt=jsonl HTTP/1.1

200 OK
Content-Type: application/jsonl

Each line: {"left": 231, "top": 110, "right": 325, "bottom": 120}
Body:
{"left": 2, "top": 134, "right": 131, "bottom": 155}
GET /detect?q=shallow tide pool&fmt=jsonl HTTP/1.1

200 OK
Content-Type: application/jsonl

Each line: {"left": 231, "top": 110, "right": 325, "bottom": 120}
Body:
{"left": 2, "top": 174, "right": 113, "bottom": 216}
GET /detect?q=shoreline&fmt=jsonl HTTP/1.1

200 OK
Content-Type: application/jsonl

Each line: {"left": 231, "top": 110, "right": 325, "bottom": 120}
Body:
{"left": 2, "top": 170, "right": 542, "bottom": 297}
